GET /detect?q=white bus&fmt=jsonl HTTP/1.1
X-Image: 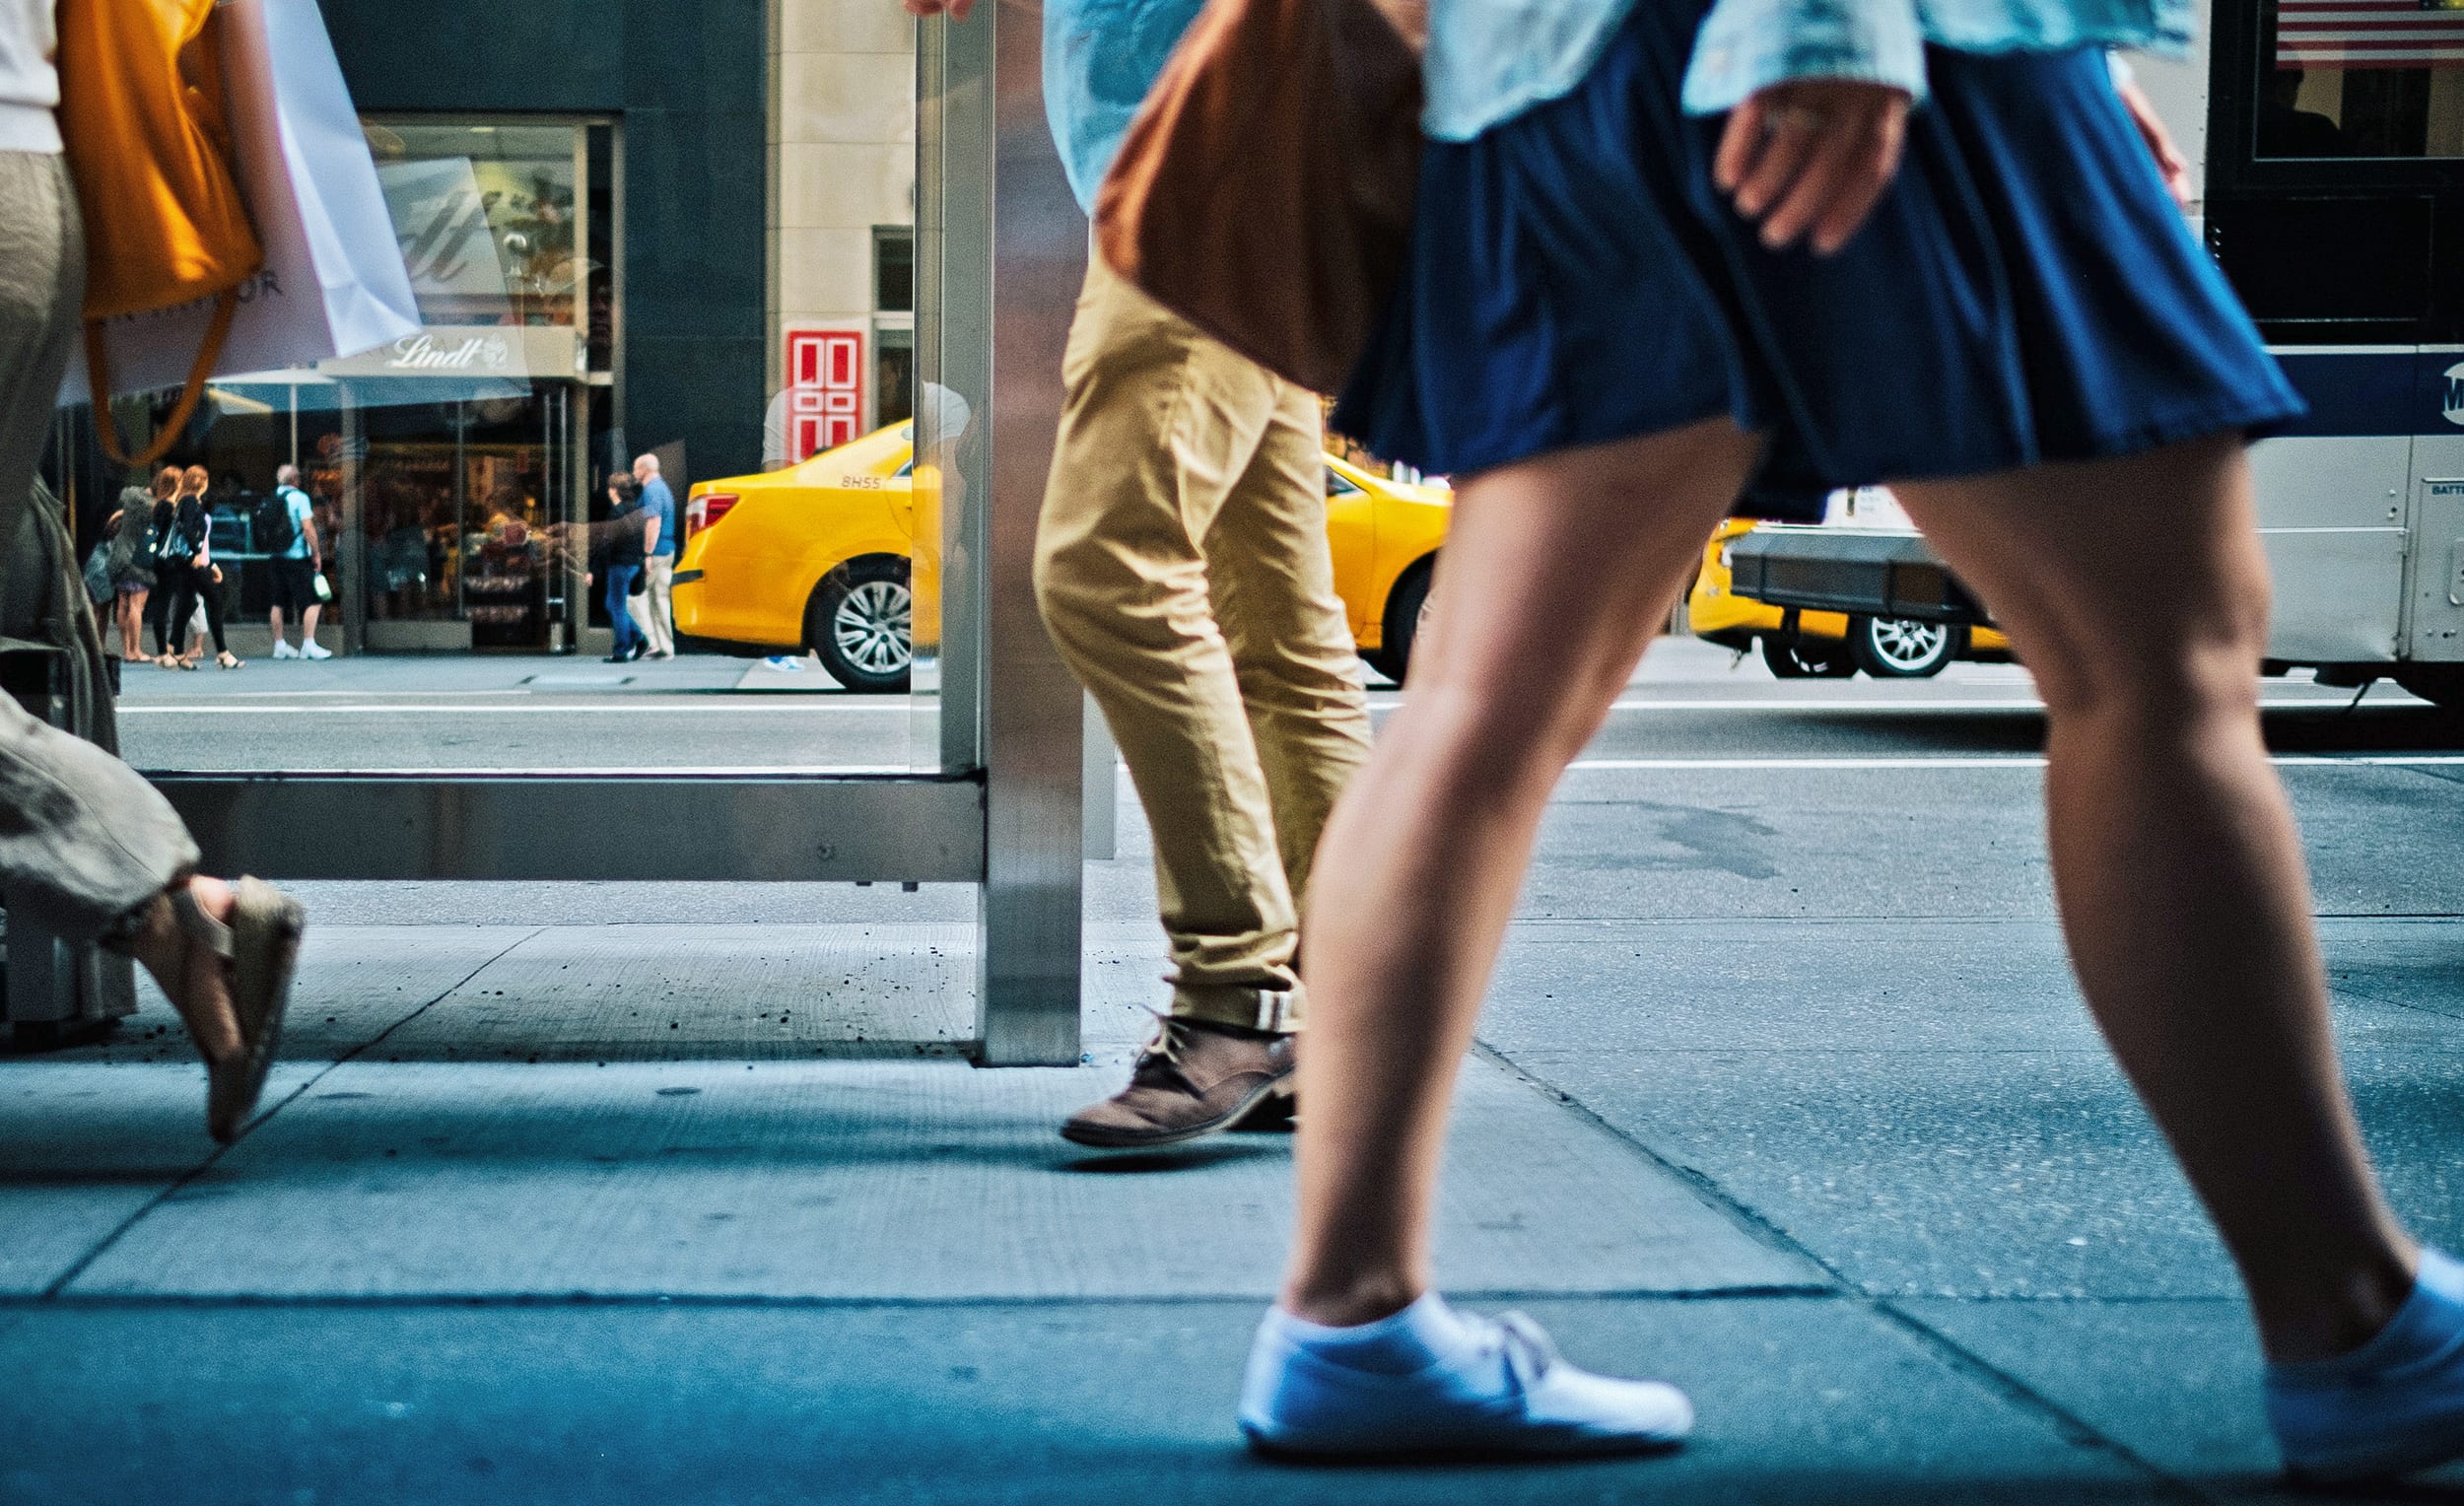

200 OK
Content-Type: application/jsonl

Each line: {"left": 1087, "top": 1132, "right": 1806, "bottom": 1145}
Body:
{"left": 1727, "top": 0, "right": 2464, "bottom": 706}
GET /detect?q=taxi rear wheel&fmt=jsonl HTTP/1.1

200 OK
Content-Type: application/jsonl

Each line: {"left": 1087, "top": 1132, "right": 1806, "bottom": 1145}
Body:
{"left": 807, "top": 559, "right": 914, "bottom": 694}
{"left": 1848, "top": 615, "right": 1963, "bottom": 678}
{"left": 1364, "top": 558, "right": 1434, "bottom": 685}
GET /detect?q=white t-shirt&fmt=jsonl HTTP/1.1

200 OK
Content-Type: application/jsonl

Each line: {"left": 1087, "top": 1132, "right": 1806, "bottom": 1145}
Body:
{"left": 0, "top": 0, "right": 60, "bottom": 155}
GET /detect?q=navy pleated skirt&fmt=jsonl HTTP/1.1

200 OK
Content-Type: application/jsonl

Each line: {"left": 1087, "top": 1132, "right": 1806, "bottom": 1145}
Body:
{"left": 1333, "top": 0, "right": 2305, "bottom": 518}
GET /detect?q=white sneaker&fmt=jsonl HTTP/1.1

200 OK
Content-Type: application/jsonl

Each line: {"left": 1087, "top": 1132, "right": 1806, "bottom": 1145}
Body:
{"left": 271, "top": 640, "right": 299, "bottom": 659}
{"left": 302, "top": 640, "right": 332, "bottom": 660}
{"left": 1239, "top": 1294, "right": 1692, "bottom": 1460}
{"left": 2268, "top": 1249, "right": 2464, "bottom": 1482}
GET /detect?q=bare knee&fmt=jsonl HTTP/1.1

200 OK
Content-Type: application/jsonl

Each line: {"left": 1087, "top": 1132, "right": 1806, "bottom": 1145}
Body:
{"left": 1390, "top": 671, "right": 1620, "bottom": 812}
{"left": 2029, "top": 587, "right": 2271, "bottom": 746}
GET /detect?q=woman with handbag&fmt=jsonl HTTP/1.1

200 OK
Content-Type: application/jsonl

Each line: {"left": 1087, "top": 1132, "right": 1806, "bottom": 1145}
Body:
{"left": 148, "top": 463, "right": 210, "bottom": 667}
{"left": 100, "top": 475, "right": 160, "bottom": 662}
{"left": 171, "top": 464, "right": 239, "bottom": 668}
{"left": 143, "top": 465, "right": 188, "bottom": 662}
{"left": 0, "top": 0, "right": 303, "bottom": 1142}
{"left": 589, "top": 472, "right": 651, "bottom": 664}
{"left": 1212, "top": 0, "right": 2462, "bottom": 1481}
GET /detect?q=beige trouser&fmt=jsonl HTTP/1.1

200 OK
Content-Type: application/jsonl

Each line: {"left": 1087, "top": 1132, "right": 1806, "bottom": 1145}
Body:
{"left": 1035, "top": 257, "right": 1373, "bottom": 1033}
{"left": 0, "top": 151, "right": 198, "bottom": 941}
{"left": 627, "top": 555, "right": 675, "bottom": 656}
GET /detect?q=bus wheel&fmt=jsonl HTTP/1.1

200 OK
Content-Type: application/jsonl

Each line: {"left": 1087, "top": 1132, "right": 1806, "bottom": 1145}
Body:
{"left": 1761, "top": 636, "right": 1857, "bottom": 679}
{"left": 1849, "top": 616, "right": 1964, "bottom": 678}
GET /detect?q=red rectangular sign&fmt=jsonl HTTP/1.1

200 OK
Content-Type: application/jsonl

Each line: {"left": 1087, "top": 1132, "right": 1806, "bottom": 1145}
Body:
{"left": 784, "top": 327, "right": 865, "bottom": 463}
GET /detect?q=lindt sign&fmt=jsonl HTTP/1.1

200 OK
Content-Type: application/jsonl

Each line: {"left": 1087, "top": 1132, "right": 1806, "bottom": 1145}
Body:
{"left": 313, "top": 324, "right": 579, "bottom": 380}
{"left": 384, "top": 333, "right": 513, "bottom": 372}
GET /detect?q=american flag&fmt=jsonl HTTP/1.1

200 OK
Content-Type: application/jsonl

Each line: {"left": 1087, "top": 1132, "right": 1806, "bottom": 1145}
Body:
{"left": 2278, "top": 0, "right": 2464, "bottom": 71}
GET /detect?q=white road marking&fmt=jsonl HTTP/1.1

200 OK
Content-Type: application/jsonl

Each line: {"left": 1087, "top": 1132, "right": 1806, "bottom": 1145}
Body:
{"left": 1565, "top": 755, "right": 2464, "bottom": 771}
{"left": 121, "top": 694, "right": 2389, "bottom": 717}
{"left": 134, "top": 765, "right": 914, "bottom": 777}
{"left": 116, "top": 702, "right": 908, "bottom": 715}
{"left": 1363, "top": 695, "right": 2406, "bottom": 714}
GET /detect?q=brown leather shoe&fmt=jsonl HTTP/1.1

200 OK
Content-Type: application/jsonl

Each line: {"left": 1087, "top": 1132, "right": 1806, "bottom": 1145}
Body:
{"left": 1061, "top": 1014, "right": 1297, "bottom": 1149}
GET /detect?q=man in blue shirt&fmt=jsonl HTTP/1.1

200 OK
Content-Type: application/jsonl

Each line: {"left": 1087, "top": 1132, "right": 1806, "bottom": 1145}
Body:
{"left": 631, "top": 453, "right": 678, "bottom": 660}
{"left": 907, "top": 0, "right": 1372, "bottom": 1148}
{"left": 265, "top": 465, "right": 328, "bottom": 661}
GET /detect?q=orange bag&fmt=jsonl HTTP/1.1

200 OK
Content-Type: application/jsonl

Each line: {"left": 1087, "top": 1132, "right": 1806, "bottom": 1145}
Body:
{"left": 55, "top": 0, "right": 266, "bottom": 466}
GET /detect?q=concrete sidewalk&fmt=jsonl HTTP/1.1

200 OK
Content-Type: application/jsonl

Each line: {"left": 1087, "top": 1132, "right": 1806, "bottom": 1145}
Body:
{"left": 7, "top": 764, "right": 2464, "bottom": 1501}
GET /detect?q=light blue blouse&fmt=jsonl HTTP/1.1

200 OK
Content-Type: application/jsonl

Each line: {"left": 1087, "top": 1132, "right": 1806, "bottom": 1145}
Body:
{"left": 1042, "top": 0, "right": 2195, "bottom": 214}
{"left": 1427, "top": 0, "right": 2196, "bottom": 138}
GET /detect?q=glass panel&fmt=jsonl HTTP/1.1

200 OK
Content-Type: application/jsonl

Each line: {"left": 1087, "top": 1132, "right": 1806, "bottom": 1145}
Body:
{"left": 49, "top": 0, "right": 952, "bottom": 777}
{"left": 2260, "top": 0, "right": 2464, "bottom": 158}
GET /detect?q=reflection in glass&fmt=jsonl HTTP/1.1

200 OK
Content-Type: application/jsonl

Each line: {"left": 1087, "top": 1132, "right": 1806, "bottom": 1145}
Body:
{"left": 2261, "top": 0, "right": 2464, "bottom": 158}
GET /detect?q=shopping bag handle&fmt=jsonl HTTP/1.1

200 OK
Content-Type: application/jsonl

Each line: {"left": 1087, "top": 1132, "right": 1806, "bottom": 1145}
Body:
{"left": 85, "top": 289, "right": 243, "bottom": 469}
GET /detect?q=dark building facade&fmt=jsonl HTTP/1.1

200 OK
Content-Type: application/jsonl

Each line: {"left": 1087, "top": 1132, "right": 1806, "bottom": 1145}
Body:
{"left": 321, "top": 0, "right": 769, "bottom": 488}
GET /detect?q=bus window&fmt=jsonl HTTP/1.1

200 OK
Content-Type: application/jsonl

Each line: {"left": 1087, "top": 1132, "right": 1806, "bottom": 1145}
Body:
{"left": 2261, "top": 0, "right": 2464, "bottom": 159}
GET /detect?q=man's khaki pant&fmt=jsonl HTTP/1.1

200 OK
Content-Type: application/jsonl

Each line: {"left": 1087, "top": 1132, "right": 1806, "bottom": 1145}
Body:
{"left": 627, "top": 555, "right": 675, "bottom": 656}
{"left": 1035, "top": 257, "right": 1372, "bottom": 1033}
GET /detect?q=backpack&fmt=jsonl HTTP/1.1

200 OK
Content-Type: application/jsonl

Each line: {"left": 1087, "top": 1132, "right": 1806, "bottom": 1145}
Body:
{"left": 254, "top": 489, "right": 298, "bottom": 555}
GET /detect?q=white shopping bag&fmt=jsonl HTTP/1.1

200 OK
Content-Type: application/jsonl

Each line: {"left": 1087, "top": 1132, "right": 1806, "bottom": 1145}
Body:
{"left": 63, "top": 0, "right": 419, "bottom": 403}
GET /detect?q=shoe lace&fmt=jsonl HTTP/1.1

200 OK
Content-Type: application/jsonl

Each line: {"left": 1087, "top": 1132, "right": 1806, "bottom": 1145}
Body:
{"left": 1128, "top": 1011, "right": 1201, "bottom": 1095}
{"left": 1483, "top": 1312, "right": 1560, "bottom": 1397}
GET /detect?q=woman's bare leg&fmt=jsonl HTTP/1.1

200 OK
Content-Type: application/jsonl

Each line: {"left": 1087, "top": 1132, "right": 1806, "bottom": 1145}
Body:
{"left": 1279, "top": 419, "right": 1760, "bottom": 1325}
{"left": 1891, "top": 437, "right": 2414, "bottom": 1364}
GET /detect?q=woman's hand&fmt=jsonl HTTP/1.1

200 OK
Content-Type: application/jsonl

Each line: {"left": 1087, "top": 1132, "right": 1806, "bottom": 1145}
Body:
{"left": 1715, "top": 79, "right": 1912, "bottom": 256}
{"left": 2114, "top": 78, "right": 2193, "bottom": 213}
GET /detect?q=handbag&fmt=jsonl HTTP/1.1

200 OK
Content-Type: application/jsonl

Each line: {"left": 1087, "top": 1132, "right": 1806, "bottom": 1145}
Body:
{"left": 1094, "top": 0, "right": 1426, "bottom": 395}
{"left": 65, "top": 0, "right": 418, "bottom": 410}
{"left": 81, "top": 543, "right": 113, "bottom": 607}
{"left": 55, "top": 0, "right": 266, "bottom": 468}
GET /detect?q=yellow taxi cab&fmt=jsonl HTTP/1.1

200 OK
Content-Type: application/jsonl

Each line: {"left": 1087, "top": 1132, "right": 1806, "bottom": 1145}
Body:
{"left": 1687, "top": 516, "right": 2012, "bottom": 678}
{"left": 671, "top": 425, "right": 1450, "bottom": 691}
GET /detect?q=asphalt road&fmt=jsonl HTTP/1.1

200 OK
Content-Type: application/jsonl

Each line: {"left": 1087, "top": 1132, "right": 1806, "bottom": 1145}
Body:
{"left": 113, "top": 637, "right": 2464, "bottom": 773}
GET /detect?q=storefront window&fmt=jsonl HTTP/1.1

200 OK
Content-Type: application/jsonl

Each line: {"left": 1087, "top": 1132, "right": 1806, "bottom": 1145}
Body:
{"left": 173, "top": 117, "right": 615, "bottom": 653}
{"left": 366, "top": 122, "right": 591, "bottom": 328}
{"left": 2261, "top": 0, "right": 2464, "bottom": 158}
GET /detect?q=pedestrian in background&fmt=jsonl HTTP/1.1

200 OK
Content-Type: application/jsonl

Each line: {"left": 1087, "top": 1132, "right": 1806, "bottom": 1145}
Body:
{"left": 630, "top": 452, "right": 676, "bottom": 659}
{"left": 906, "top": 0, "right": 1373, "bottom": 1148}
{"left": 1226, "top": 0, "right": 2464, "bottom": 1485}
{"left": 138, "top": 464, "right": 182, "bottom": 662}
{"left": 100, "top": 475, "right": 157, "bottom": 662}
{"left": 172, "top": 464, "right": 239, "bottom": 669}
{"left": 146, "top": 464, "right": 207, "bottom": 666}
{"left": 264, "top": 462, "right": 328, "bottom": 659}
{"left": 0, "top": 0, "right": 303, "bottom": 1140}
{"left": 590, "top": 471, "right": 650, "bottom": 663}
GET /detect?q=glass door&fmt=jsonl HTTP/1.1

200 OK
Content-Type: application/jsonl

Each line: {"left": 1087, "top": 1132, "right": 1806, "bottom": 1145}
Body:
{"left": 37, "top": 1, "right": 1094, "bottom": 1060}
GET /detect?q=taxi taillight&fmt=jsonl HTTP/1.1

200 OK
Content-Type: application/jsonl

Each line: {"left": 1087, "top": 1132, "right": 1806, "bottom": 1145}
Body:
{"left": 686, "top": 493, "right": 738, "bottom": 542}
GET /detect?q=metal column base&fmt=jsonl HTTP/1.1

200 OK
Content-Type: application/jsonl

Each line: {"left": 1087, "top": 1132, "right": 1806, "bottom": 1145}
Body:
{"left": 2, "top": 899, "right": 137, "bottom": 1050}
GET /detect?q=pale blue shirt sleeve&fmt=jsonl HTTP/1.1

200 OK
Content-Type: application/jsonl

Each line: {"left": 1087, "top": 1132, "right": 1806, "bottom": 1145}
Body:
{"left": 1678, "top": 0, "right": 1929, "bottom": 115}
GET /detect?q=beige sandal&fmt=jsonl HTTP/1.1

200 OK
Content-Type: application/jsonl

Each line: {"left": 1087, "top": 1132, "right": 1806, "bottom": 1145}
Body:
{"left": 171, "top": 878, "right": 306, "bottom": 1143}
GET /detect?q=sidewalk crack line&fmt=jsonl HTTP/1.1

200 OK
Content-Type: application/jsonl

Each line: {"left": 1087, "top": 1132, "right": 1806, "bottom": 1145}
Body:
{"left": 38, "top": 926, "right": 544, "bottom": 1299}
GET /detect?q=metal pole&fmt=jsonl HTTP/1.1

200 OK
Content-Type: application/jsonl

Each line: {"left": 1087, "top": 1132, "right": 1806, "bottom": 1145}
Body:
{"left": 922, "top": 0, "right": 1085, "bottom": 1064}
